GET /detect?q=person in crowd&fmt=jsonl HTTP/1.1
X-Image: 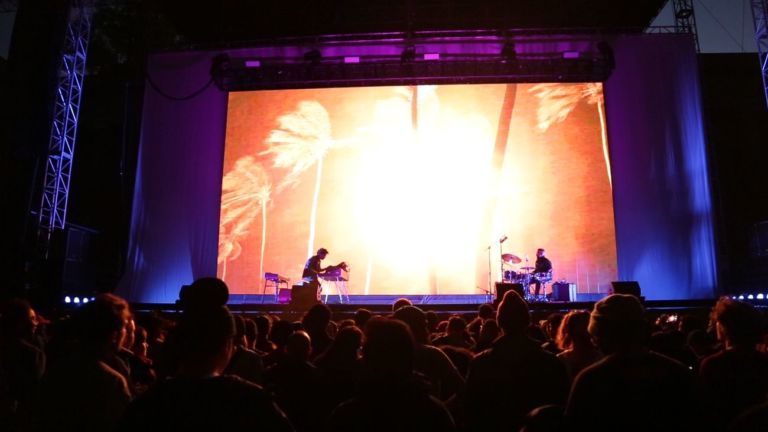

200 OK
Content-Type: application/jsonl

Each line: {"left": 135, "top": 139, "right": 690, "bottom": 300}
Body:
{"left": 116, "top": 316, "right": 156, "bottom": 396}
{"left": 32, "top": 294, "right": 132, "bottom": 431}
{"left": 0, "top": 298, "right": 45, "bottom": 427}
{"left": 254, "top": 315, "right": 276, "bottom": 353}
{"left": 540, "top": 313, "right": 564, "bottom": 354}
{"left": 393, "top": 306, "right": 465, "bottom": 402}
{"left": 466, "top": 304, "right": 495, "bottom": 341}
{"left": 565, "top": 294, "right": 694, "bottom": 430}
{"left": 353, "top": 308, "right": 372, "bottom": 329}
{"left": 327, "top": 318, "right": 455, "bottom": 431}
{"left": 314, "top": 325, "right": 364, "bottom": 410}
{"left": 698, "top": 297, "right": 768, "bottom": 430}
{"left": 392, "top": 297, "right": 413, "bottom": 312}
{"left": 302, "top": 304, "right": 334, "bottom": 360}
{"left": 263, "top": 331, "right": 328, "bottom": 431}
{"left": 120, "top": 304, "right": 293, "bottom": 430}
{"left": 223, "top": 314, "right": 265, "bottom": 384}
{"left": 433, "top": 316, "right": 474, "bottom": 349}
{"left": 263, "top": 319, "right": 295, "bottom": 368}
{"left": 555, "top": 310, "right": 602, "bottom": 380}
{"left": 425, "top": 310, "right": 440, "bottom": 334}
{"left": 439, "top": 346, "right": 474, "bottom": 378}
{"left": 465, "top": 290, "right": 569, "bottom": 432}
{"left": 128, "top": 325, "right": 156, "bottom": 394}
{"left": 471, "top": 318, "right": 500, "bottom": 354}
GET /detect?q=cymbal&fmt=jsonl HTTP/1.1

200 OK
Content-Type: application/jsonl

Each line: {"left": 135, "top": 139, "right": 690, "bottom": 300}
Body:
{"left": 501, "top": 253, "right": 522, "bottom": 264}
{"left": 520, "top": 266, "right": 535, "bottom": 271}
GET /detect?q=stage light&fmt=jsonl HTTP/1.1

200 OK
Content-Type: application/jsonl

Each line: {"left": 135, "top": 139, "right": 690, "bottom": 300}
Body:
{"left": 748, "top": 294, "right": 755, "bottom": 300}
{"left": 424, "top": 53, "right": 440, "bottom": 61}
{"left": 401, "top": 45, "right": 416, "bottom": 63}
{"left": 244, "top": 60, "right": 261, "bottom": 68}
{"left": 82, "top": 297, "right": 89, "bottom": 304}
{"left": 563, "top": 51, "right": 580, "bottom": 59}
{"left": 757, "top": 294, "right": 765, "bottom": 300}
{"left": 344, "top": 56, "right": 360, "bottom": 64}
{"left": 738, "top": 295, "right": 745, "bottom": 300}
{"left": 64, "top": 296, "right": 71, "bottom": 304}
{"left": 73, "top": 297, "right": 81, "bottom": 304}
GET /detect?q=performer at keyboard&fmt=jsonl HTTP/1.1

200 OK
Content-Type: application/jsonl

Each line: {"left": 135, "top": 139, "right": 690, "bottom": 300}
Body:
{"left": 531, "top": 248, "right": 553, "bottom": 297}
{"left": 302, "top": 248, "right": 331, "bottom": 283}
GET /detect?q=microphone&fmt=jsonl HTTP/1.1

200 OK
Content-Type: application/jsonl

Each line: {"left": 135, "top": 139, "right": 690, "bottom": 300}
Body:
{"left": 499, "top": 235, "right": 508, "bottom": 243}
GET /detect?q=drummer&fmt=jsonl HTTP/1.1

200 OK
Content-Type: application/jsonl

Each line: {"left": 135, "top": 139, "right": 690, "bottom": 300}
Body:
{"left": 531, "top": 248, "right": 552, "bottom": 297}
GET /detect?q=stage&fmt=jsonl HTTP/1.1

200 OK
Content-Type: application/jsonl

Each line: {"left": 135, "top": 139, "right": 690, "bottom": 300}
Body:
{"left": 117, "top": 30, "right": 717, "bottom": 305}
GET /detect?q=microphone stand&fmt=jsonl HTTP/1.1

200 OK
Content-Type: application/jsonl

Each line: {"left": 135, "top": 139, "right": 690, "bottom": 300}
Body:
{"left": 487, "top": 245, "right": 492, "bottom": 302}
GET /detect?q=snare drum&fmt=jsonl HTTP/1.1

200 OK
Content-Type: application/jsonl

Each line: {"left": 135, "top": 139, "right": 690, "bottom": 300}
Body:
{"left": 533, "top": 270, "right": 553, "bottom": 284}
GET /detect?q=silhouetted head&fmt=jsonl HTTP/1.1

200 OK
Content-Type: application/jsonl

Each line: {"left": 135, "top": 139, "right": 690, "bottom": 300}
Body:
{"left": 557, "top": 310, "right": 591, "bottom": 350}
{"left": 363, "top": 318, "right": 415, "bottom": 380}
{"left": 327, "top": 325, "right": 363, "bottom": 358}
{"left": 174, "top": 305, "right": 236, "bottom": 376}
{"left": 286, "top": 331, "right": 312, "bottom": 362}
{"left": 302, "top": 303, "right": 332, "bottom": 334}
{"left": 392, "top": 305, "right": 429, "bottom": 344}
{"left": 478, "top": 303, "right": 495, "bottom": 320}
{"left": 353, "top": 308, "right": 373, "bottom": 329}
{"left": 179, "top": 277, "right": 229, "bottom": 312}
{"left": 496, "top": 290, "right": 530, "bottom": 335}
{"left": 317, "top": 248, "right": 329, "bottom": 259}
{"left": 521, "top": 404, "right": 564, "bottom": 432}
{"left": 244, "top": 318, "right": 258, "bottom": 347}
{"left": 270, "top": 320, "right": 295, "bottom": 348}
{"left": 713, "top": 297, "right": 764, "bottom": 348}
{"left": 589, "top": 294, "right": 648, "bottom": 354}
{"left": 1, "top": 298, "right": 38, "bottom": 339}
{"left": 76, "top": 294, "right": 131, "bottom": 355}
{"left": 447, "top": 316, "right": 467, "bottom": 335}
{"left": 479, "top": 318, "right": 501, "bottom": 342}
{"left": 254, "top": 315, "right": 271, "bottom": 340}
{"left": 392, "top": 298, "right": 413, "bottom": 312}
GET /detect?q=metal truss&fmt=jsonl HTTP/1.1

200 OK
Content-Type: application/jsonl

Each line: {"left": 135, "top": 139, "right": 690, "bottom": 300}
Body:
{"left": 38, "top": 2, "right": 92, "bottom": 239}
{"left": 753, "top": 0, "right": 768, "bottom": 108}
{"left": 672, "top": 0, "right": 700, "bottom": 52}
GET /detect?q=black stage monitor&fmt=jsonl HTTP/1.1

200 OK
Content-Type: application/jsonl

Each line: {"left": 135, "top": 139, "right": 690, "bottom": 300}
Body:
{"left": 611, "top": 281, "right": 641, "bottom": 298}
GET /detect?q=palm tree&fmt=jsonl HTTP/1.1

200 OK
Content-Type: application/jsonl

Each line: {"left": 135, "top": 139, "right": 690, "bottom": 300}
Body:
{"left": 528, "top": 83, "right": 611, "bottom": 186}
{"left": 260, "top": 101, "right": 334, "bottom": 258}
{"left": 477, "top": 84, "right": 518, "bottom": 290}
{"left": 218, "top": 156, "right": 272, "bottom": 283}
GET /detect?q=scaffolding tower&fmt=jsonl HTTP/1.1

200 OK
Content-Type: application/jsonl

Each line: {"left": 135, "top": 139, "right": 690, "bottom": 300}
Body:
{"left": 37, "top": 1, "right": 92, "bottom": 248}
{"left": 753, "top": 0, "right": 768, "bottom": 108}
{"left": 672, "top": 0, "right": 700, "bottom": 52}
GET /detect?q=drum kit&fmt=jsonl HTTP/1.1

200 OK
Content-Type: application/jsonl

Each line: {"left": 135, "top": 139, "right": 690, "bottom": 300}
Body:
{"left": 500, "top": 253, "right": 553, "bottom": 301}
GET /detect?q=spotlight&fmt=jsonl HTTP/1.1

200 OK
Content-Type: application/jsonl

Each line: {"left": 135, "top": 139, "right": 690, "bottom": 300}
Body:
{"left": 401, "top": 45, "right": 416, "bottom": 63}
{"left": 738, "top": 295, "right": 745, "bottom": 300}
{"left": 758, "top": 294, "right": 765, "bottom": 300}
{"left": 74, "top": 297, "right": 81, "bottom": 304}
{"left": 64, "top": 296, "right": 71, "bottom": 304}
{"left": 748, "top": 294, "right": 755, "bottom": 300}
{"left": 82, "top": 297, "right": 89, "bottom": 304}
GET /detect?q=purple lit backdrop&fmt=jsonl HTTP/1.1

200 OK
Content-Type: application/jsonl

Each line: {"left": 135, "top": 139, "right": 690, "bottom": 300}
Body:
{"left": 117, "top": 34, "right": 716, "bottom": 303}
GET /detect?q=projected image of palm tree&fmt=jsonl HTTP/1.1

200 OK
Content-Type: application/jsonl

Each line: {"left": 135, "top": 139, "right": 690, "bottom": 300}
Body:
{"left": 218, "top": 156, "right": 272, "bottom": 281}
{"left": 529, "top": 83, "right": 610, "bottom": 186}
{"left": 260, "top": 101, "right": 335, "bottom": 258}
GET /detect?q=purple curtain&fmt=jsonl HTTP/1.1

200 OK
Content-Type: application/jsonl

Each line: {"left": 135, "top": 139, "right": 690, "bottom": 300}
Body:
{"left": 119, "top": 34, "right": 717, "bottom": 302}
{"left": 117, "top": 51, "right": 228, "bottom": 303}
{"left": 605, "top": 34, "right": 716, "bottom": 299}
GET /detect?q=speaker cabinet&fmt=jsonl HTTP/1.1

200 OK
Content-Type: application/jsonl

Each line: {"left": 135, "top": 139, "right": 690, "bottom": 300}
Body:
{"left": 290, "top": 283, "right": 320, "bottom": 309}
{"left": 611, "top": 281, "right": 641, "bottom": 298}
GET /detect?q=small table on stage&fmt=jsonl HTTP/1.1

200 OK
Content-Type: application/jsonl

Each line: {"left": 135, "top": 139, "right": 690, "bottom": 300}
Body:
{"left": 319, "top": 274, "right": 350, "bottom": 304}
{"left": 263, "top": 272, "right": 290, "bottom": 303}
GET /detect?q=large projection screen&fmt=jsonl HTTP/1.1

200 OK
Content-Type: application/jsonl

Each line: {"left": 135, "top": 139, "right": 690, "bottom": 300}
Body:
{"left": 218, "top": 83, "right": 617, "bottom": 296}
